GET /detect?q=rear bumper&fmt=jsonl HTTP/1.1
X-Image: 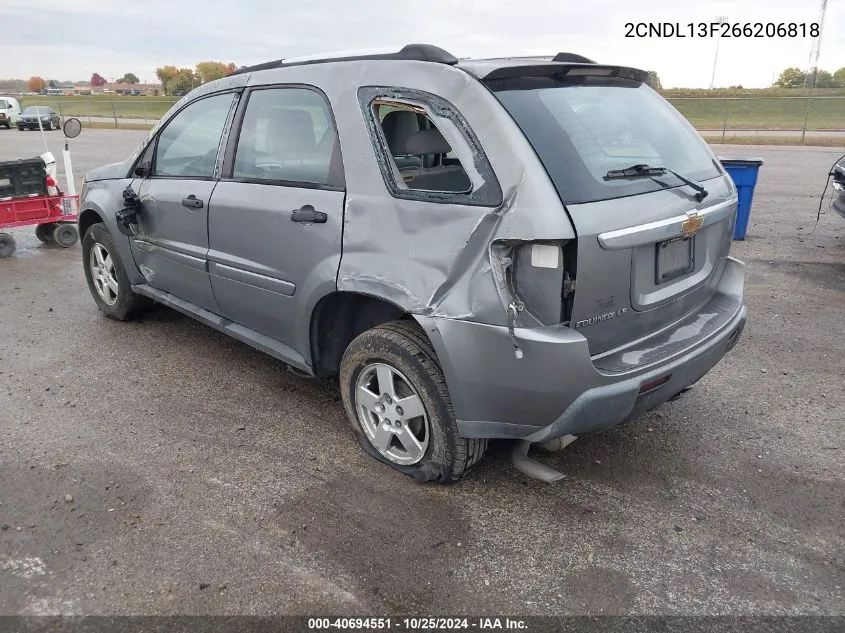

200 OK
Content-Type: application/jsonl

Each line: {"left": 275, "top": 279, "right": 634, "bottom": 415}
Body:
{"left": 521, "top": 303, "right": 746, "bottom": 443}
{"left": 418, "top": 257, "right": 747, "bottom": 441}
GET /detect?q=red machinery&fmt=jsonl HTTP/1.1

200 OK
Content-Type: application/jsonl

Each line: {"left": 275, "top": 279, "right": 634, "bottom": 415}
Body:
{"left": 0, "top": 155, "right": 80, "bottom": 258}
{"left": 0, "top": 193, "right": 80, "bottom": 257}
{"left": 0, "top": 117, "right": 84, "bottom": 258}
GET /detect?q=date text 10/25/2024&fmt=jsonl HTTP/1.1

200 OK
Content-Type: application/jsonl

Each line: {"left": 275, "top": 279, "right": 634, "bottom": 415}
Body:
{"left": 625, "top": 22, "right": 819, "bottom": 38}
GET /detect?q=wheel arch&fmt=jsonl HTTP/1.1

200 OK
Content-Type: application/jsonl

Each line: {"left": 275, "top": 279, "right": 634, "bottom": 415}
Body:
{"left": 78, "top": 197, "right": 144, "bottom": 286}
{"left": 309, "top": 291, "right": 425, "bottom": 378}
{"left": 78, "top": 207, "right": 104, "bottom": 239}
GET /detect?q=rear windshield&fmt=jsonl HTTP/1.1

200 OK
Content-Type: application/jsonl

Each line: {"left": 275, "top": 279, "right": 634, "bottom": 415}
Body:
{"left": 489, "top": 76, "right": 721, "bottom": 205}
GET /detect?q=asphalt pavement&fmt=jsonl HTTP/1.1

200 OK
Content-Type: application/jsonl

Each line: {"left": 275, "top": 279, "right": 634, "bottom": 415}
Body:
{"left": 0, "top": 129, "right": 843, "bottom": 617}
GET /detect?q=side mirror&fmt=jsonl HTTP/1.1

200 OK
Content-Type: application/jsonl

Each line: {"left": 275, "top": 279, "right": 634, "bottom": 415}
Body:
{"left": 115, "top": 186, "right": 142, "bottom": 237}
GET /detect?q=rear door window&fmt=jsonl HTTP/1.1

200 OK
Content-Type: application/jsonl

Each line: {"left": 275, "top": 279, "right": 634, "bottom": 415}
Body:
{"left": 231, "top": 87, "right": 341, "bottom": 187}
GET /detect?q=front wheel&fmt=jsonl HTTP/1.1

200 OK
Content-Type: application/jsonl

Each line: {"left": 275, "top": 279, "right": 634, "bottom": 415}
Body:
{"left": 82, "top": 223, "right": 148, "bottom": 320}
{"left": 339, "top": 320, "right": 487, "bottom": 483}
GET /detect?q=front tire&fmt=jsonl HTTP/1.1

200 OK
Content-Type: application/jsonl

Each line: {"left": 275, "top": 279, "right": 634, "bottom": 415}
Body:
{"left": 82, "top": 223, "right": 148, "bottom": 320}
{"left": 339, "top": 320, "right": 487, "bottom": 483}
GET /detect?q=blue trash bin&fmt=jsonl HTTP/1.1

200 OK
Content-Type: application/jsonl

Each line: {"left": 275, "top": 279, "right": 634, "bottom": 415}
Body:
{"left": 719, "top": 157, "right": 763, "bottom": 240}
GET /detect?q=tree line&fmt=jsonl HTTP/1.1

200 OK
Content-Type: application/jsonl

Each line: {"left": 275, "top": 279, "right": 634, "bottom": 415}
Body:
{"left": 774, "top": 66, "right": 845, "bottom": 88}
{"left": 5, "top": 62, "right": 842, "bottom": 96}
{"left": 3, "top": 61, "right": 237, "bottom": 96}
{"left": 156, "top": 62, "right": 238, "bottom": 96}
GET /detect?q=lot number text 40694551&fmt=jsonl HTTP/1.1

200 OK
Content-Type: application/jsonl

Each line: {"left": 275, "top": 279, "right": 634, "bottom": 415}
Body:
{"left": 625, "top": 22, "right": 819, "bottom": 38}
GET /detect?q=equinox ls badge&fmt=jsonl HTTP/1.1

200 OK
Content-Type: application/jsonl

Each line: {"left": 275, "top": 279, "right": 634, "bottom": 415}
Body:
{"left": 574, "top": 308, "right": 629, "bottom": 329}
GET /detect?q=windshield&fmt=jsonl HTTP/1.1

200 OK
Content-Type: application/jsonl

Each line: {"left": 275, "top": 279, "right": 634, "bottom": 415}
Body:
{"left": 489, "top": 76, "right": 721, "bottom": 204}
{"left": 22, "top": 107, "right": 51, "bottom": 116}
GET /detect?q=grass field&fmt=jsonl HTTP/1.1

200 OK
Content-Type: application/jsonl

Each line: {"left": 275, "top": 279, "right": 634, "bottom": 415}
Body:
{"left": 20, "top": 94, "right": 178, "bottom": 120}
{"left": 667, "top": 96, "right": 845, "bottom": 130}
{"left": 18, "top": 91, "right": 845, "bottom": 134}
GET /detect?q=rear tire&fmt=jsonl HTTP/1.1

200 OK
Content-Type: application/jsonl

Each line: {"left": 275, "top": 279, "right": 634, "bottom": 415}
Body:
{"left": 82, "top": 222, "right": 149, "bottom": 320}
{"left": 0, "top": 233, "right": 16, "bottom": 258}
{"left": 52, "top": 223, "right": 79, "bottom": 247}
{"left": 339, "top": 319, "right": 487, "bottom": 483}
{"left": 35, "top": 223, "right": 57, "bottom": 243}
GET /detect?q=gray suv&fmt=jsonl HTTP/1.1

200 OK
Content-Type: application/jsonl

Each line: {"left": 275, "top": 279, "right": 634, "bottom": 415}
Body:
{"left": 78, "top": 44, "right": 747, "bottom": 483}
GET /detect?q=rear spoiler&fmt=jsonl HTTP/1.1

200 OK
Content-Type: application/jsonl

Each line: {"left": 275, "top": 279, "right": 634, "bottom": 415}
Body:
{"left": 481, "top": 63, "right": 649, "bottom": 83}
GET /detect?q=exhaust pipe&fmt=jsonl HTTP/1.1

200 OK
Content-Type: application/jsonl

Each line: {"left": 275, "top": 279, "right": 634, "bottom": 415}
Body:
{"left": 511, "top": 439, "right": 571, "bottom": 483}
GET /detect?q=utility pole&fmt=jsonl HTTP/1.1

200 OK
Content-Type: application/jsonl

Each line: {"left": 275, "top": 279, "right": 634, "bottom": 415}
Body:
{"left": 709, "top": 16, "right": 728, "bottom": 90}
{"left": 802, "top": 0, "right": 828, "bottom": 89}
{"left": 801, "top": 0, "right": 828, "bottom": 143}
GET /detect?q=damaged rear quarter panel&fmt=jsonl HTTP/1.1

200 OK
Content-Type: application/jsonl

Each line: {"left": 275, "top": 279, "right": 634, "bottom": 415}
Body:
{"left": 284, "top": 60, "right": 577, "bottom": 327}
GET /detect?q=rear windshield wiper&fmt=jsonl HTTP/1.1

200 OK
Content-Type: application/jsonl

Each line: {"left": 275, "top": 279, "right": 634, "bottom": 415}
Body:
{"left": 605, "top": 164, "right": 709, "bottom": 202}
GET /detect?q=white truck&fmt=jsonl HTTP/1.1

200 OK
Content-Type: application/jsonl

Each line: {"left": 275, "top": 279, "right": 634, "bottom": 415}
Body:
{"left": 0, "top": 96, "right": 21, "bottom": 129}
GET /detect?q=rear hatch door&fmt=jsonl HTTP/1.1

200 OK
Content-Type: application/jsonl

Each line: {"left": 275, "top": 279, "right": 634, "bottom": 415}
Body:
{"left": 488, "top": 71, "right": 737, "bottom": 358}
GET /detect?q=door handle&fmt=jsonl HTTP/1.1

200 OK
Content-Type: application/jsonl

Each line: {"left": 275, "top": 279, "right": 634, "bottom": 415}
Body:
{"left": 181, "top": 195, "right": 204, "bottom": 209}
{"left": 290, "top": 205, "right": 327, "bottom": 224}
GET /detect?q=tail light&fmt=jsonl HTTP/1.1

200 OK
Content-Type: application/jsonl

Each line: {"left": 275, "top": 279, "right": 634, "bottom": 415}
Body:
{"left": 506, "top": 239, "right": 577, "bottom": 326}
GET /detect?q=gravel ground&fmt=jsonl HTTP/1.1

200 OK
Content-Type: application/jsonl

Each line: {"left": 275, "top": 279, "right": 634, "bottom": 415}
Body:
{"left": 0, "top": 129, "right": 843, "bottom": 617}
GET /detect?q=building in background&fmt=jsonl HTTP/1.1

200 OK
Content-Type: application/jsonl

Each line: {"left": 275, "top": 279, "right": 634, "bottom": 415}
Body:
{"left": 73, "top": 82, "right": 162, "bottom": 96}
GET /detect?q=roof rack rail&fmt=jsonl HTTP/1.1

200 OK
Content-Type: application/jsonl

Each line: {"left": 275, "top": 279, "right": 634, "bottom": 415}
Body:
{"left": 552, "top": 52, "right": 596, "bottom": 64}
{"left": 229, "top": 44, "right": 459, "bottom": 76}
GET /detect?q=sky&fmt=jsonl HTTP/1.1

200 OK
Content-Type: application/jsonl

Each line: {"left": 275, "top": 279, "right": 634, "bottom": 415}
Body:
{"left": 2, "top": 0, "right": 843, "bottom": 88}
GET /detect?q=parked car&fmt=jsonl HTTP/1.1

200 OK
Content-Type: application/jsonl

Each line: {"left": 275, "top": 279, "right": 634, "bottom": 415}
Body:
{"left": 0, "top": 96, "right": 22, "bottom": 128}
{"left": 17, "top": 106, "right": 61, "bottom": 131}
{"left": 77, "top": 44, "right": 747, "bottom": 482}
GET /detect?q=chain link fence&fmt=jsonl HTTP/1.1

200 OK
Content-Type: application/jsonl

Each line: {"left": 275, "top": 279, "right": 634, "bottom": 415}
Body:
{"left": 27, "top": 97, "right": 178, "bottom": 128}
{"left": 667, "top": 96, "right": 845, "bottom": 143}
{"left": 20, "top": 95, "right": 845, "bottom": 144}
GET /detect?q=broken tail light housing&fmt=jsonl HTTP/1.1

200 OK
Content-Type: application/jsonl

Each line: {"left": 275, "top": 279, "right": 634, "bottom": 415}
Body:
{"left": 507, "top": 239, "right": 577, "bottom": 326}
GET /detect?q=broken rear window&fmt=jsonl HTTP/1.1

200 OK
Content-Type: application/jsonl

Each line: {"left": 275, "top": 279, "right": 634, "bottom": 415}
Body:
{"left": 358, "top": 87, "right": 502, "bottom": 207}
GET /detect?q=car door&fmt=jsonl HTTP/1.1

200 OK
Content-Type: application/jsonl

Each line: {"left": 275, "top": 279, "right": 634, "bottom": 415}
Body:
{"left": 207, "top": 86, "right": 345, "bottom": 355}
{"left": 130, "top": 91, "right": 237, "bottom": 311}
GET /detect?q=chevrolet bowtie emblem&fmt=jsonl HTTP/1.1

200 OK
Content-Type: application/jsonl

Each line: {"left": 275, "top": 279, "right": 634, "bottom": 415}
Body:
{"left": 680, "top": 212, "right": 704, "bottom": 238}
